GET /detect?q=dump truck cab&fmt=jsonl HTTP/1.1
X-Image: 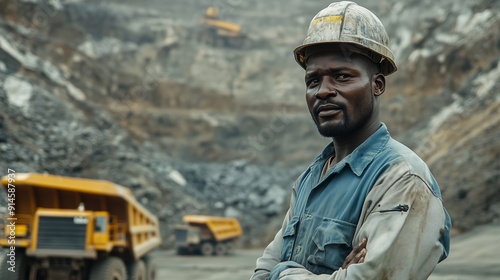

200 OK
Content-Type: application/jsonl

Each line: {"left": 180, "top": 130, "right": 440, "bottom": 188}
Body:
{"left": 174, "top": 215, "right": 242, "bottom": 256}
{"left": 0, "top": 173, "right": 161, "bottom": 280}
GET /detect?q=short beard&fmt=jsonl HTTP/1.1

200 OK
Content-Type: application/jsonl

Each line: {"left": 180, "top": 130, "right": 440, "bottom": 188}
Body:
{"left": 316, "top": 113, "right": 351, "bottom": 137}
{"left": 315, "top": 103, "right": 374, "bottom": 138}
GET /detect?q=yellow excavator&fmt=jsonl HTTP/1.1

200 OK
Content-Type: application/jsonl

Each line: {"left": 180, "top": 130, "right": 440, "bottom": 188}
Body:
{"left": 199, "top": 7, "right": 249, "bottom": 48}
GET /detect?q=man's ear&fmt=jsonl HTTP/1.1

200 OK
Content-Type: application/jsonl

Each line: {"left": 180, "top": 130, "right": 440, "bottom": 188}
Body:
{"left": 373, "top": 74, "right": 385, "bottom": 96}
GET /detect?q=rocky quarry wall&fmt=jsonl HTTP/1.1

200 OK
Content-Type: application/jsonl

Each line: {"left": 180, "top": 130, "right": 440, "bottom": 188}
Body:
{"left": 0, "top": 0, "right": 498, "bottom": 247}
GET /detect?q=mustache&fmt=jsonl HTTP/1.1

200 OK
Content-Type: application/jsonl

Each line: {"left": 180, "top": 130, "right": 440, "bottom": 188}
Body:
{"left": 314, "top": 101, "right": 346, "bottom": 114}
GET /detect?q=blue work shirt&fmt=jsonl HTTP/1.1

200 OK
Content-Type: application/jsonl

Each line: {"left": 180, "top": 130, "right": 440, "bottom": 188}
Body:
{"left": 278, "top": 124, "right": 451, "bottom": 275}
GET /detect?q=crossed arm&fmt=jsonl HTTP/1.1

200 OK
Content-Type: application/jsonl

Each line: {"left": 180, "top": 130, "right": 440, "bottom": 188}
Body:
{"left": 342, "top": 238, "right": 367, "bottom": 269}
{"left": 251, "top": 174, "right": 447, "bottom": 280}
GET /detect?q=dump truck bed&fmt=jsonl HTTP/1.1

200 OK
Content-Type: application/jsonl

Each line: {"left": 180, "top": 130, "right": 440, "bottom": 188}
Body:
{"left": 183, "top": 215, "right": 242, "bottom": 241}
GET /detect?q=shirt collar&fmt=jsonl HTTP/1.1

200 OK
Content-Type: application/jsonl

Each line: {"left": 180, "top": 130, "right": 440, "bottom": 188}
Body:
{"left": 313, "top": 123, "right": 391, "bottom": 177}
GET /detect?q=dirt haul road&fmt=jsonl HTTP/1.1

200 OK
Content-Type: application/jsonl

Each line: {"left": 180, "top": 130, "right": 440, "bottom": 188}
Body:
{"left": 152, "top": 249, "right": 261, "bottom": 280}
{"left": 152, "top": 223, "right": 500, "bottom": 280}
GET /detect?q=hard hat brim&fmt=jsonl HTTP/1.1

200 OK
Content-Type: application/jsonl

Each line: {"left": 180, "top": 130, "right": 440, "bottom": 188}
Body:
{"left": 293, "top": 41, "right": 397, "bottom": 76}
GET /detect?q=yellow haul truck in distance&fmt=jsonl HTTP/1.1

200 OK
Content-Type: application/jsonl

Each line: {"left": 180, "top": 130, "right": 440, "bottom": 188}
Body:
{"left": 174, "top": 215, "right": 242, "bottom": 256}
{"left": 0, "top": 173, "right": 162, "bottom": 280}
{"left": 199, "top": 7, "right": 249, "bottom": 48}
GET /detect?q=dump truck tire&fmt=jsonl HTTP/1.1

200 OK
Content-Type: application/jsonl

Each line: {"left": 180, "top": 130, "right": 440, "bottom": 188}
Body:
{"left": 215, "top": 242, "right": 227, "bottom": 256}
{"left": 200, "top": 242, "right": 215, "bottom": 256}
{"left": 0, "top": 249, "right": 27, "bottom": 280}
{"left": 88, "top": 257, "right": 127, "bottom": 280}
{"left": 176, "top": 247, "right": 189, "bottom": 255}
{"left": 127, "top": 260, "right": 146, "bottom": 280}
{"left": 143, "top": 255, "right": 157, "bottom": 280}
{"left": 225, "top": 240, "right": 234, "bottom": 255}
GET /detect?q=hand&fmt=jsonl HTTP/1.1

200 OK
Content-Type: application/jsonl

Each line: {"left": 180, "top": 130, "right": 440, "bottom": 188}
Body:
{"left": 342, "top": 238, "right": 367, "bottom": 269}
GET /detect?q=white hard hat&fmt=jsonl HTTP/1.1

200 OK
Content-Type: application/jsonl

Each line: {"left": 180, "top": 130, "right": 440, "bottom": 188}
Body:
{"left": 294, "top": 1, "right": 397, "bottom": 75}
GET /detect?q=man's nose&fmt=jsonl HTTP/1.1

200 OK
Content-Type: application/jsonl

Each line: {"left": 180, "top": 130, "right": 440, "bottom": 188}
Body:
{"left": 316, "top": 77, "right": 337, "bottom": 99}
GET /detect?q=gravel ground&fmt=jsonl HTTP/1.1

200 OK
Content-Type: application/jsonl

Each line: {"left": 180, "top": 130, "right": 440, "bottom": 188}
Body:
{"left": 152, "top": 223, "right": 500, "bottom": 279}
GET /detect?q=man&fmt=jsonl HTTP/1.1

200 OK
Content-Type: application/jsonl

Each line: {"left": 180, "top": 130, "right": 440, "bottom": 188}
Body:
{"left": 250, "top": 2, "right": 451, "bottom": 280}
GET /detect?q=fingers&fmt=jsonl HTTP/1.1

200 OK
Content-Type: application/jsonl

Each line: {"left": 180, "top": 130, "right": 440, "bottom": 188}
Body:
{"left": 357, "top": 238, "right": 367, "bottom": 251}
{"left": 342, "top": 249, "right": 366, "bottom": 269}
{"left": 342, "top": 238, "right": 368, "bottom": 269}
{"left": 352, "top": 238, "right": 368, "bottom": 255}
{"left": 355, "top": 248, "right": 366, "bottom": 260}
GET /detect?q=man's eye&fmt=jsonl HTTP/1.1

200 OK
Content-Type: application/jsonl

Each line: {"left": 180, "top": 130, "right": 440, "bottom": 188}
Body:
{"left": 336, "top": 74, "right": 351, "bottom": 81}
{"left": 306, "top": 78, "right": 319, "bottom": 87}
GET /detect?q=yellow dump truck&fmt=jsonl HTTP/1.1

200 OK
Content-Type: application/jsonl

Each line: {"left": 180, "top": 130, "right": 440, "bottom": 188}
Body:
{"left": 174, "top": 215, "right": 242, "bottom": 256}
{"left": 0, "top": 173, "right": 161, "bottom": 280}
{"left": 199, "top": 7, "right": 249, "bottom": 48}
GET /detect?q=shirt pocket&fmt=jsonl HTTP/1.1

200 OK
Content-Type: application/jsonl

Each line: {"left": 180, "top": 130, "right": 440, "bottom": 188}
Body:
{"left": 280, "top": 216, "right": 300, "bottom": 261}
{"left": 307, "top": 219, "right": 356, "bottom": 272}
